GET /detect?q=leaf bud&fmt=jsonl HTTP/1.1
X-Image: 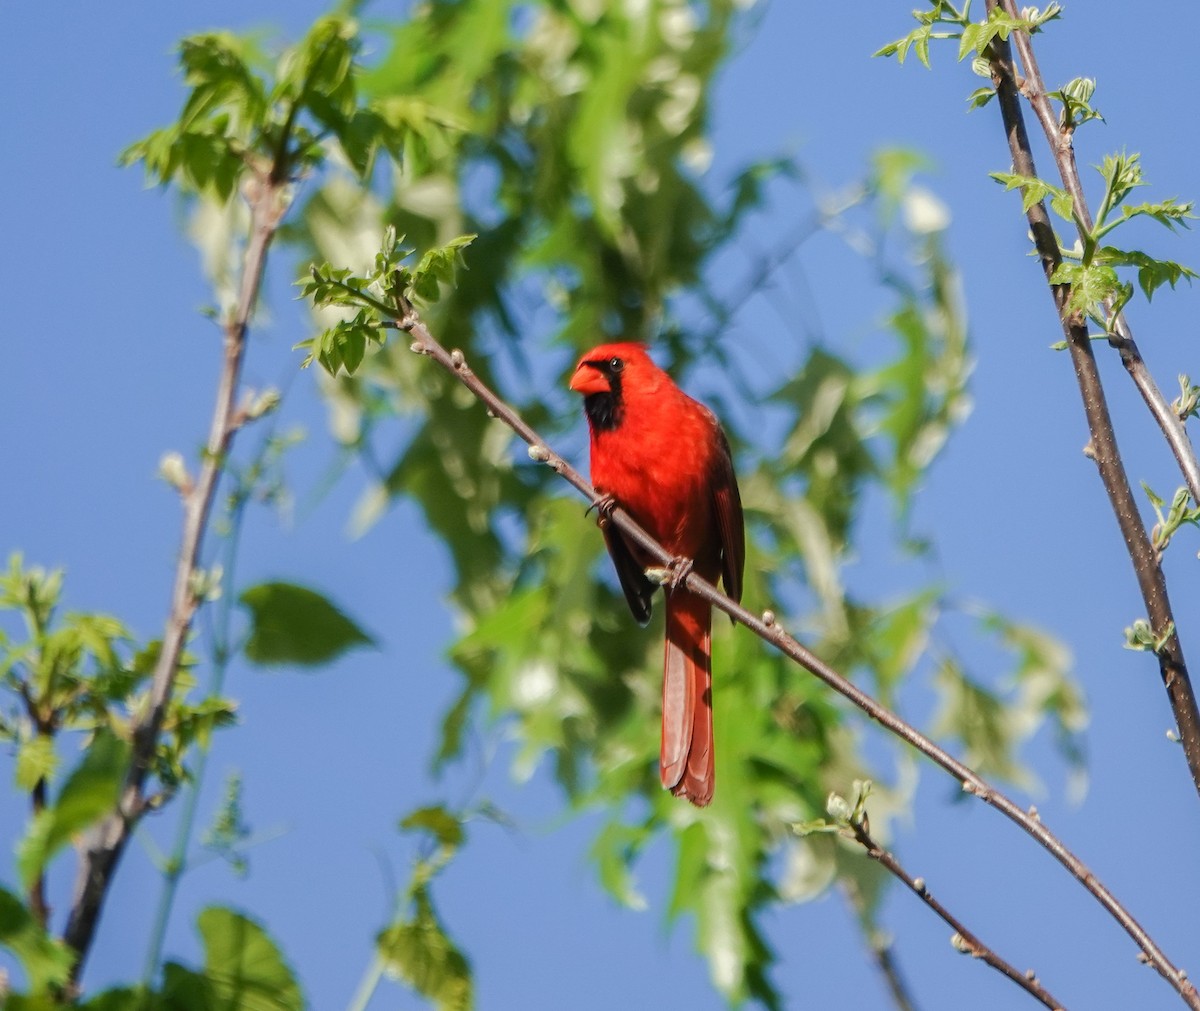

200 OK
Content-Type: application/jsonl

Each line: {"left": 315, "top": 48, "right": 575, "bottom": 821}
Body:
{"left": 159, "top": 451, "right": 193, "bottom": 495}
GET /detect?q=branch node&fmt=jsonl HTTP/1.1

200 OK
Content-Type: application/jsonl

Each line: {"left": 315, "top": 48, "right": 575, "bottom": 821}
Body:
{"left": 1027, "top": 804, "right": 1040, "bottom": 821}
{"left": 912, "top": 876, "right": 926, "bottom": 895}
{"left": 761, "top": 609, "right": 776, "bottom": 627}
{"left": 950, "top": 932, "right": 972, "bottom": 955}
{"left": 527, "top": 444, "right": 550, "bottom": 463}
{"left": 449, "top": 348, "right": 466, "bottom": 369}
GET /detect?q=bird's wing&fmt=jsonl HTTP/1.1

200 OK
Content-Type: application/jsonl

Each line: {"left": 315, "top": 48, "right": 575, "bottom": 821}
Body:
{"left": 603, "top": 521, "right": 655, "bottom": 625}
{"left": 711, "top": 425, "right": 745, "bottom": 605}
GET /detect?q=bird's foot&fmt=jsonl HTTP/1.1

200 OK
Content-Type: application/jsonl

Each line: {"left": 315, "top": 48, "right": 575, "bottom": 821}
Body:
{"left": 587, "top": 493, "right": 618, "bottom": 523}
{"left": 665, "top": 555, "right": 694, "bottom": 590}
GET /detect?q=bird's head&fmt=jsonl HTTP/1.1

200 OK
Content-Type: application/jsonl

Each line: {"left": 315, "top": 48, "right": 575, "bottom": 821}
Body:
{"left": 569, "top": 342, "right": 655, "bottom": 432}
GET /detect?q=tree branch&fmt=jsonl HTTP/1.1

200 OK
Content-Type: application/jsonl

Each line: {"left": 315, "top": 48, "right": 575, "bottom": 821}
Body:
{"left": 997, "top": 0, "right": 1200, "bottom": 508}
{"left": 981, "top": 2, "right": 1200, "bottom": 802}
{"left": 60, "top": 170, "right": 288, "bottom": 989}
{"left": 847, "top": 812, "right": 1065, "bottom": 1010}
{"left": 398, "top": 303, "right": 1199, "bottom": 1010}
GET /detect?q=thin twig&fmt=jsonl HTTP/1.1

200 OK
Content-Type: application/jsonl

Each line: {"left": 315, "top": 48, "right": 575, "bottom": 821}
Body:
{"left": 848, "top": 815, "right": 1065, "bottom": 1010}
{"left": 981, "top": 2, "right": 1200, "bottom": 805}
{"left": 60, "top": 171, "right": 288, "bottom": 989}
{"left": 397, "top": 301, "right": 1199, "bottom": 1010}
{"left": 841, "top": 881, "right": 922, "bottom": 1011}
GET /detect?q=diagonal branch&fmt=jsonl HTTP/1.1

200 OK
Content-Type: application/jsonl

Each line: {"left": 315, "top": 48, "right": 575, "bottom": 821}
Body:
{"left": 395, "top": 301, "right": 1199, "bottom": 1010}
{"left": 60, "top": 170, "right": 289, "bottom": 989}
{"left": 981, "top": 2, "right": 1200, "bottom": 802}
{"left": 847, "top": 813, "right": 1065, "bottom": 1010}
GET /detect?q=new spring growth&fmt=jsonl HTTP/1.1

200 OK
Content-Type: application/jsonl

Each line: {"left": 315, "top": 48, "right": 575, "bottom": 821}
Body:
{"left": 244, "top": 387, "right": 281, "bottom": 421}
{"left": 159, "top": 451, "right": 193, "bottom": 496}
{"left": 1173, "top": 374, "right": 1200, "bottom": 421}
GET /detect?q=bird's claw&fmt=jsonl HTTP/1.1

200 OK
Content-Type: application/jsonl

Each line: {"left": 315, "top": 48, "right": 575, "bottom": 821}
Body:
{"left": 587, "top": 493, "right": 618, "bottom": 523}
{"left": 665, "top": 555, "right": 694, "bottom": 590}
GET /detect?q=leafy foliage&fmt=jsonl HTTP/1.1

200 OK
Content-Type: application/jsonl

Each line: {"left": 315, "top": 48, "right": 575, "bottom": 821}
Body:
{"left": 375, "top": 807, "right": 473, "bottom": 1011}
{"left": 17, "top": 731, "right": 129, "bottom": 890}
{"left": 0, "top": 886, "right": 73, "bottom": 994}
{"left": 0, "top": 2, "right": 1127, "bottom": 1008}
{"left": 287, "top": 4, "right": 1084, "bottom": 1004}
{"left": 885, "top": 6, "right": 1196, "bottom": 336}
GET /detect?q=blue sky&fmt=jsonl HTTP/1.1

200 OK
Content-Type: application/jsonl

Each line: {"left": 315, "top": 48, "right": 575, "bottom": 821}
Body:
{"left": 3, "top": 2, "right": 1200, "bottom": 1009}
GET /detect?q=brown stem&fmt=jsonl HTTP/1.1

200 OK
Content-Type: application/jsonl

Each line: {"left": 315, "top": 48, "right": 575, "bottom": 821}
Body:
{"left": 399, "top": 306, "right": 1200, "bottom": 1010}
{"left": 982, "top": 3, "right": 1200, "bottom": 805}
{"left": 848, "top": 816, "right": 1066, "bottom": 1010}
{"left": 28, "top": 771, "right": 50, "bottom": 929}
{"left": 60, "top": 172, "right": 287, "bottom": 990}
{"left": 17, "top": 681, "right": 52, "bottom": 928}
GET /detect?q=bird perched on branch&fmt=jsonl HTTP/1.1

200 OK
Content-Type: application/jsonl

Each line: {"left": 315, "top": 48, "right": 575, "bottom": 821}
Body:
{"left": 570, "top": 342, "right": 745, "bottom": 806}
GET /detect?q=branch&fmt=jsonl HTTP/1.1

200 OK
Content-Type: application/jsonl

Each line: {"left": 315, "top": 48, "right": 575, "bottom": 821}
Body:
{"left": 16, "top": 681, "right": 51, "bottom": 928}
{"left": 60, "top": 170, "right": 288, "bottom": 989}
{"left": 997, "top": 0, "right": 1200, "bottom": 508}
{"left": 396, "top": 301, "right": 1199, "bottom": 1010}
{"left": 980, "top": 2, "right": 1200, "bottom": 804}
{"left": 846, "top": 811, "right": 1065, "bottom": 1010}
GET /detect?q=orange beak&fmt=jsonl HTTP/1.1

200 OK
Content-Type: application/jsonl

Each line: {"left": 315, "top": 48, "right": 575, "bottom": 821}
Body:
{"left": 569, "top": 362, "right": 610, "bottom": 396}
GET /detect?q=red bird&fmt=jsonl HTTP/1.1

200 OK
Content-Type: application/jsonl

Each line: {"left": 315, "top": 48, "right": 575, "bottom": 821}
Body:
{"left": 570, "top": 342, "right": 744, "bottom": 806}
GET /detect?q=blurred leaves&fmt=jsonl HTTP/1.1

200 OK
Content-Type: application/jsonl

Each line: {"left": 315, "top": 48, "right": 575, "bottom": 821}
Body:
{"left": 375, "top": 806, "right": 474, "bottom": 1011}
{"left": 0, "top": 887, "right": 74, "bottom": 994}
{"left": 17, "top": 731, "right": 130, "bottom": 889}
{"left": 239, "top": 581, "right": 375, "bottom": 667}
{"left": 156, "top": 907, "right": 304, "bottom": 1010}
{"left": 0, "top": 2, "right": 1106, "bottom": 1008}
{"left": 279, "top": 1, "right": 1086, "bottom": 1003}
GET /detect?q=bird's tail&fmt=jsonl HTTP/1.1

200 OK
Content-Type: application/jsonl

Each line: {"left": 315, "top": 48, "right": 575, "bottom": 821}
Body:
{"left": 661, "top": 589, "right": 714, "bottom": 807}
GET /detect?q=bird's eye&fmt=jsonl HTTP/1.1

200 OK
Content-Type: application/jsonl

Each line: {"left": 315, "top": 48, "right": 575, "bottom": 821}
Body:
{"left": 609, "top": 357, "right": 624, "bottom": 372}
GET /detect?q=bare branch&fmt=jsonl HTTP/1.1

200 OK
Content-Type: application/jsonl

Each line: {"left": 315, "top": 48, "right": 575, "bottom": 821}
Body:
{"left": 60, "top": 170, "right": 289, "bottom": 989}
{"left": 399, "top": 302, "right": 1199, "bottom": 1010}
{"left": 847, "top": 813, "right": 1066, "bottom": 1010}
{"left": 980, "top": 2, "right": 1200, "bottom": 806}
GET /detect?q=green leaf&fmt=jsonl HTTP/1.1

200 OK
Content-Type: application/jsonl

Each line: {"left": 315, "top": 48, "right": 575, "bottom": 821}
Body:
{"left": 0, "top": 887, "right": 74, "bottom": 993}
{"left": 239, "top": 582, "right": 375, "bottom": 667}
{"left": 1116, "top": 198, "right": 1196, "bottom": 232}
{"left": 197, "top": 906, "right": 304, "bottom": 1011}
{"left": 989, "top": 170, "right": 1072, "bottom": 218}
{"left": 1093, "top": 246, "right": 1198, "bottom": 302}
{"left": 15, "top": 735, "right": 57, "bottom": 792}
{"left": 1049, "top": 77, "right": 1103, "bottom": 130}
{"left": 400, "top": 805, "right": 465, "bottom": 855}
{"left": 1049, "top": 260, "right": 1123, "bottom": 317}
{"left": 377, "top": 892, "right": 472, "bottom": 1011}
{"left": 17, "top": 731, "right": 130, "bottom": 889}
{"left": 410, "top": 235, "right": 477, "bottom": 304}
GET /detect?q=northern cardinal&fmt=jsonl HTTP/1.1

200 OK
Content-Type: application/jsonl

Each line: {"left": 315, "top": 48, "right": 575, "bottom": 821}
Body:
{"left": 570, "top": 342, "right": 744, "bottom": 806}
